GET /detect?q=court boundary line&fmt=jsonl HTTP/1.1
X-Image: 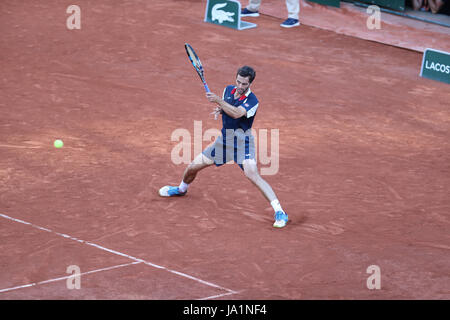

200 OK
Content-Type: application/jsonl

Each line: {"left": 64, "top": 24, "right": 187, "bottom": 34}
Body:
{"left": 0, "top": 213, "right": 238, "bottom": 299}
{"left": 0, "top": 261, "right": 141, "bottom": 293}
{"left": 198, "top": 291, "right": 239, "bottom": 300}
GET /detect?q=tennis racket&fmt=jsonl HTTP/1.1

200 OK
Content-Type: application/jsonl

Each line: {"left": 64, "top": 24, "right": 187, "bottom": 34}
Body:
{"left": 185, "top": 43, "right": 220, "bottom": 119}
{"left": 185, "top": 43, "right": 210, "bottom": 93}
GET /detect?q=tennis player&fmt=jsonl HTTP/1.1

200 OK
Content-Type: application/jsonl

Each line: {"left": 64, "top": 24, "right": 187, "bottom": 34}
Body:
{"left": 159, "top": 66, "right": 288, "bottom": 228}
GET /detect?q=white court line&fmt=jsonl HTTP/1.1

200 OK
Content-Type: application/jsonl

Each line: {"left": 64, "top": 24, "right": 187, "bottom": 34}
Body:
{"left": 198, "top": 291, "right": 240, "bottom": 300}
{"left": 0, "top": 213, "right": 237, "bottom": 298}
{"left": 0, "top": 261, "right": 141, "bottom": 293}
{"left": 0, "top": 144, "right": 41, "bottom": 149}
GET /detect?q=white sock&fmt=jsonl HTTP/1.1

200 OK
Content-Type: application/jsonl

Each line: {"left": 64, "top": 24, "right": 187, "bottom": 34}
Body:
{"left": 271, "top": 199, "right": 283, "bottom": 213}
{"left": 179, "top": 181, "right": 189, "bottom": 193}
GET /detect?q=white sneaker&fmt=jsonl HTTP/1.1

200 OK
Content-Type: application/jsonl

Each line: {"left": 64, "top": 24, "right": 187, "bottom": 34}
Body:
{"left": 158, "top": 186, "right": 186, "bottom": 197}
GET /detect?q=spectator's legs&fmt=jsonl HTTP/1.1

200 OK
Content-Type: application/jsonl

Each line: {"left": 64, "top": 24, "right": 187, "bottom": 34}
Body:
{"left": 285, "top": 0, "right": 300, "bottom": 20}
{"left": 429, "top": 0, "right": 444, "bottom": 13}
{"left": 412, "top": 0, "right": 423, "bottom": 10}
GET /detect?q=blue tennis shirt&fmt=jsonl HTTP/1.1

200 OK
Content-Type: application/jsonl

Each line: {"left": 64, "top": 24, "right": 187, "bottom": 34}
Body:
{"left": 221, "top": 85, "right": 259, "bottom": 133}
{"left": 202, "top": 85, "right": 259, "bottom": 168}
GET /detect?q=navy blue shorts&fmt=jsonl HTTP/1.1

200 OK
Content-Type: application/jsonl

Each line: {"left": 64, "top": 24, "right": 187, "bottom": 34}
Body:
{"left": 202, "top": 130, "right": 256, "bottom": 170}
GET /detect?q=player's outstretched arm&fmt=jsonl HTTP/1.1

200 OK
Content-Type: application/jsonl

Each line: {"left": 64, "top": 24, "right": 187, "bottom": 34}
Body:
{"left": 206, "top": 92, "right": 246, "bottom": 119}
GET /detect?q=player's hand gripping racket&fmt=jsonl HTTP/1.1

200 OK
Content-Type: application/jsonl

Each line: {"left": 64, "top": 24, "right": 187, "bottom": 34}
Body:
{"left": 185, "top": 43, "right": 219, "bottom": 120}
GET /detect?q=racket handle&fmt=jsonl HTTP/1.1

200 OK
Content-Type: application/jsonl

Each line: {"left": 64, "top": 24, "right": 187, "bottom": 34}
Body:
{"left": 204, "top": 82, "right": 210, "bottom": 93}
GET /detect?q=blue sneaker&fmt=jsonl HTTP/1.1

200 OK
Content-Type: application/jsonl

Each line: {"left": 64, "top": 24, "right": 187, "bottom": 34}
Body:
{"left": 280, "top": 18, "right": 300, "bottom": 28}
{"left": 273, "top": 211, "right": 288, "bottom": 228}
{"left": 158, "top": 186, "right": 186, "bottom": 197}
{"left": 241, "top": 8, "right": 260, "bottom": 17}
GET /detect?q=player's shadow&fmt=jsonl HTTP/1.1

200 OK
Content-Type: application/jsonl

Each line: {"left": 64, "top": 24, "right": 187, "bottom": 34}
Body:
{"left": 287, "top": 214, "right": 307, "bottom": 228}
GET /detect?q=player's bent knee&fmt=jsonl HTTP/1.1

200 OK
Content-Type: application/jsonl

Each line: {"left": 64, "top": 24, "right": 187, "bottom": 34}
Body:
{"left": 189, "top": 154, "right": 214, "bottom": 172}
{"left": 192, "top": 153, "right": 214, "bottom": 165}
{"left": 202, "top": 154, "right": 214, "bottom": 165}
{"left": 243, "top": 159, "right": 259, "bottom": 180}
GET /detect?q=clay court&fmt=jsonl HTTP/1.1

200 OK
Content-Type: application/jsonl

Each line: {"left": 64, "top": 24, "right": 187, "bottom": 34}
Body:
{"left": 1, "top": 0, "right": 449, "bottom": 300}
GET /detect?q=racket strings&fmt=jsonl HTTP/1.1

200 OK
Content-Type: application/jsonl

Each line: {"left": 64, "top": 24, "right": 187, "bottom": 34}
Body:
{"left": 187, "top": 50, "right": 204, "bottom": 74}
{"left": 187, "top": 48, "right": 200, "bottom": 66}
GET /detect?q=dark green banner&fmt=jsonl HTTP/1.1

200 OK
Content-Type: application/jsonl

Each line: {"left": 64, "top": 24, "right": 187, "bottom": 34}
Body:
{"left": 307, "top": 0, "right": 340, "bottom": 8}
{"left": 420, "top": 49, "right": 450, "bottom": 84}
{"left": 352, "top": 0, "right": 405, "bottom": 11}
{"left": 204, "top": 0, "right": 257, "bottom": 30}
{"left": 205, "top": 0, "right": 240, "bottom": 29}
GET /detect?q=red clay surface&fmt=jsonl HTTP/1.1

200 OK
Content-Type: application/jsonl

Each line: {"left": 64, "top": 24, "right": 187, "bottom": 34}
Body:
{"left": 1, "top": 0, "right": 449, "bottom": 299}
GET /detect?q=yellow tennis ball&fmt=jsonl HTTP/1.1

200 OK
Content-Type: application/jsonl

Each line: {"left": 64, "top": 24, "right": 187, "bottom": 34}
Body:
{"left": 54, "top": 139, "right": 64, "bottom": 148}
